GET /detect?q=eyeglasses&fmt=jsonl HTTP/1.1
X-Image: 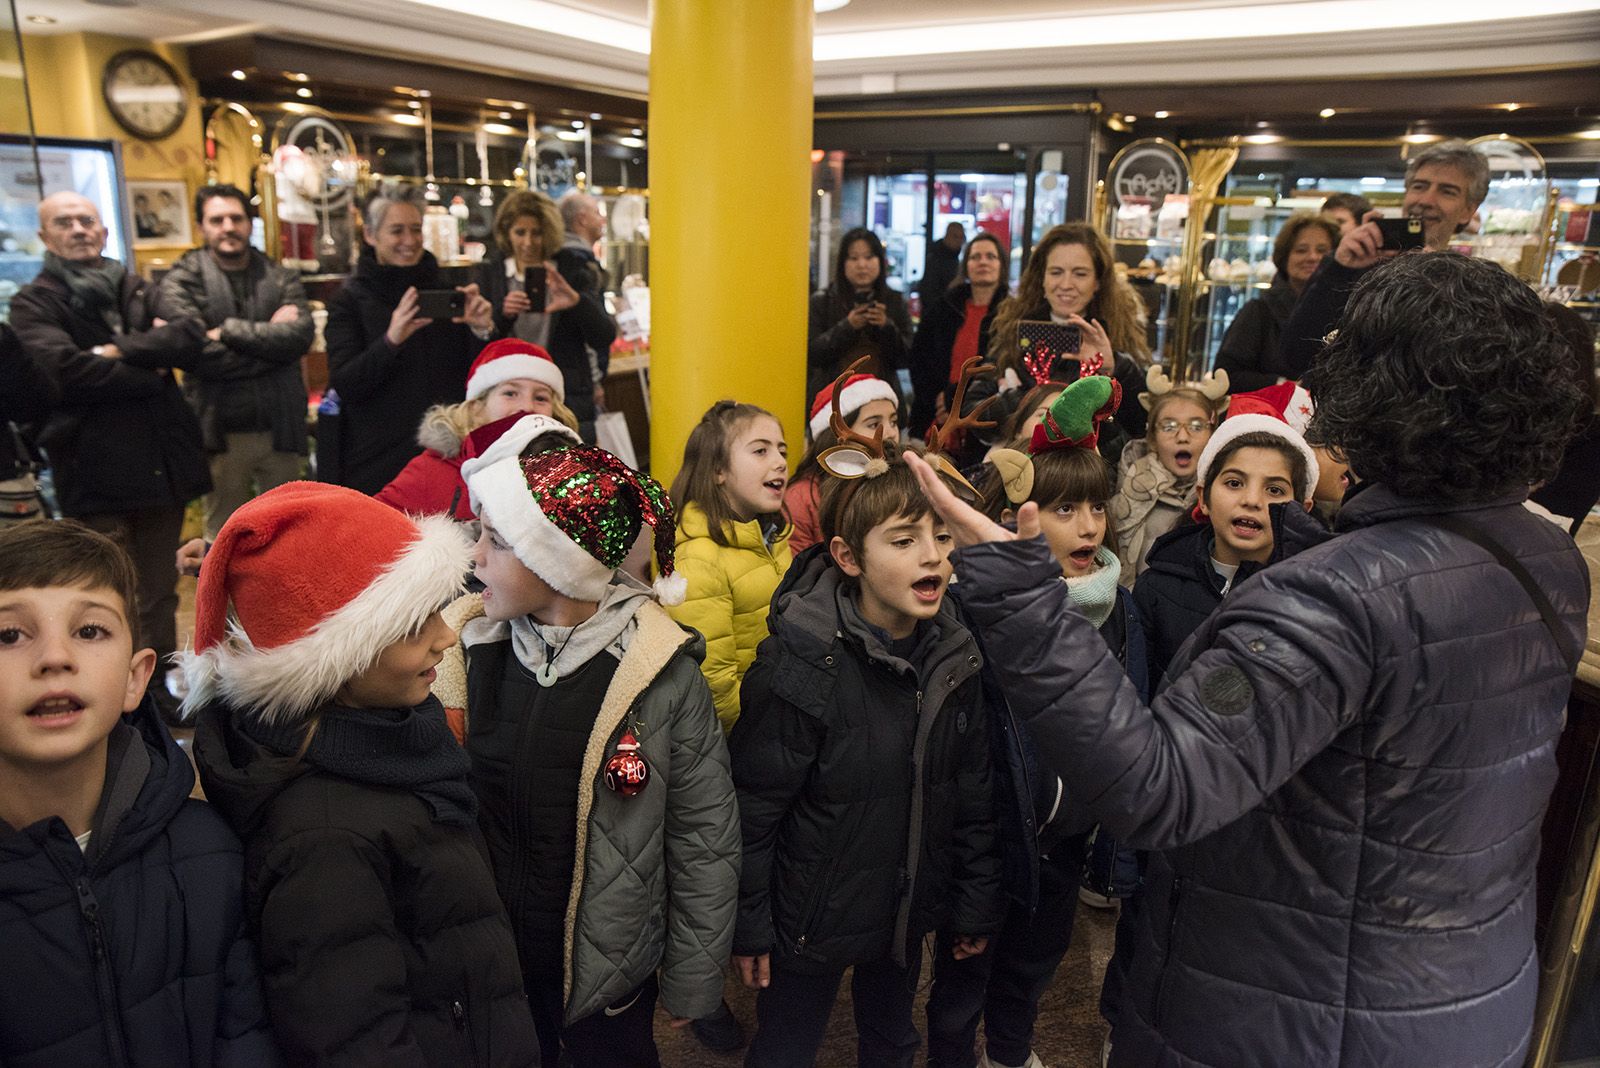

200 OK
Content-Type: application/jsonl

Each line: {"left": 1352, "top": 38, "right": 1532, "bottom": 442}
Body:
{"left": 1156, "top": 418, "right": 1211, "bottom": 436}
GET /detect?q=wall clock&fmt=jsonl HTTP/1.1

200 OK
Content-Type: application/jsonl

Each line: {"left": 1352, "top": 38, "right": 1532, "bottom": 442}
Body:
{"left": 102, "top": 50, "right": 189, "bottom": 141}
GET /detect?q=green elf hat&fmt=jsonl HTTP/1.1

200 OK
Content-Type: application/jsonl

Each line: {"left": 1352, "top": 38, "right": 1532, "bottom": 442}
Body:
{"left": 992, "top": 368, "right": 1120, "bottom": 506}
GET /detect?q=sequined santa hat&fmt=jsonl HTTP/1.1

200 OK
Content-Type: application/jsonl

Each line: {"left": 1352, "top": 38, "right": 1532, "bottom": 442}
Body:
{"left": 178, "top": 482, "right": 473, "bottom": 723}
{"left": 463, "top": 338, "right": 566, "bottom": 402}
{"left": 1196, "top": 381, "right": 1320, "bottom": 503}
{"left": 466, "top": 441, "right": 685, "bottom": 605}
{"left": 808, "top": 373, "right": 897, "bottom": 440}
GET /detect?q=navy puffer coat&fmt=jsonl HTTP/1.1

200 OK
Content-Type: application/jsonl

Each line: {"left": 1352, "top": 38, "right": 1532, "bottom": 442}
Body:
{"left": 0, "top": 698, "right": 277, "bottom": 1066}
{"left": 950, "top": 483, "right": 1589, "bottom": 1068}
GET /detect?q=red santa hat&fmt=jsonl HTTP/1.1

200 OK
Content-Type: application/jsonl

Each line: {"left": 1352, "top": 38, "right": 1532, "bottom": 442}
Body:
{"left": 466, "top": 443, "right": 686, "bottom": 605}
{"left": 464, "top": 339, "right": 565, "bottom": 402}
{"left": 1196, "top": 382, "right": 1320, "bottom": 502}
{"left": 178, "top": 482, "right": 472, "bottom": 723}
{"left": 809, "top": 373, "right": 897, "bottom": 440}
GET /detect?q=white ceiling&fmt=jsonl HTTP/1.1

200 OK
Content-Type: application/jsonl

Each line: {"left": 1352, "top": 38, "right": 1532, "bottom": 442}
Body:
{"left": 16, "top": 0, "right": 1600, "bottom": 99}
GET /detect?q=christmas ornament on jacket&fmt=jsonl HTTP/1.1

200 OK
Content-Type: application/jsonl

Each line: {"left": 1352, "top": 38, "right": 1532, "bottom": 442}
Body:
{"left": 603, "top": 731, "right": 650, "bottom": 796}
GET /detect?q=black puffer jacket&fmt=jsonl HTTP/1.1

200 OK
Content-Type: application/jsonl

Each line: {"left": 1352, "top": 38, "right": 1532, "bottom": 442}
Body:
{"left": 806, "top": 287, "right": 913, "bottom": 402}
{"left": 730, "top": 545, "right": 1003, "bottom": 974}
{"left": 0, "top": 698, "right": 277, "bottom": 1067}
{"left": 1274, "top": 256, "right": 1367, "bottom": 382}
{"left": 1132, "top": 505, "right": 1331, "bottom": 686}
{"left": 9, "top": 268, "right": 209, "bottom": 515}
{"left": 194, "top": 699, "right": 538, "bottom": 1067}
{"left": 1212, "top": 278, "right": 1296, "bottom": 393}
{"left": 951, "top": 483, "right": 1589, "bottom": 1068}
{"left": 324, "top": 248, "right": 484, "bottom": 494}
{"left": 907, "top": 281, "right": 1004, "bottom": 435}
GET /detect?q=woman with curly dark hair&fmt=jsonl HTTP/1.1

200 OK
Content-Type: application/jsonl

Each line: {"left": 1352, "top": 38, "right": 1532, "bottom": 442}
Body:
{"left": 806, "top": 228, "right": 912, "bottom": 402}
{"left": 903, "top": 252, "right": 1589, "bottom": 1068}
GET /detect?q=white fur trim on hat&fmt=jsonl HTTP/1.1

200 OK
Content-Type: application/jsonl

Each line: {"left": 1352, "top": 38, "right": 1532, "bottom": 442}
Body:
{"left": 459, "top": 413, "right": 582, "bottom": 497}
{"left": 810, "top": 377, "right": 898, "bottom": 439}
{"left": 1196, "top": 413, "right": 1320, "bottom": 504}
{"left": 467, "top": 455, "right": 615, "bottom": 601}
{"left": 177, "top": 514, "right": 472, "bottom": 724}
{"left": 465, "top": 353, "right": 566, "bottom": 402}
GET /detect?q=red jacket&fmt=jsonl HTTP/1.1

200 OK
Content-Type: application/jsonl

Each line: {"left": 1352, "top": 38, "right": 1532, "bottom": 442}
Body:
{"left": 375, "top": 448, "right": 464, "bottom": 516}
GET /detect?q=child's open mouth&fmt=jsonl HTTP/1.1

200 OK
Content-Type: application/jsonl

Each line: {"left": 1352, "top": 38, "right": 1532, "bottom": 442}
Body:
{"left": 911, "top": 576, "right": 943, "bottom": 603}
{"left": 763, "top": 478, "right": 786, "bottom": 495}
{"left": 1172, "top": 450, "right": 1193, "bottom": 468}
{"left": 1231, "top": 516, "right": 1264, "bottom": 538}
{"left": 1068, "top": 547, "right": 1097, "bottom": 569}
{"left": 27, "top": 694, "right": 85, "bottom": 724}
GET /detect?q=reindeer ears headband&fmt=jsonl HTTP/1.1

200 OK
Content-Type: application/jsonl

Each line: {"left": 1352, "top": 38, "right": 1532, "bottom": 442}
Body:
{"left": 1138, "top": 364, "right": 1230, "bottom": 412}
{"left": 815, "top": 357, "right": 990, "bottom": 499}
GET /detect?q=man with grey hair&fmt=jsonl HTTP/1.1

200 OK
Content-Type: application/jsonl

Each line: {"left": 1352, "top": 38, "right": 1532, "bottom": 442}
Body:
{"left": 9, "top": 190, "right": 209, "bottom": 721}
{"left": 1276, "top": 139, "right": 1491, "bottom": 379}
{"left": 553, "top": 190, "right": 616, "bottom": 435}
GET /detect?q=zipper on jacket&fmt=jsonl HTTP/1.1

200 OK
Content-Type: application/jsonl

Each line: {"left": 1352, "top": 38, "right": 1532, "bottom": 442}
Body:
{"left": 1152, "top": 874, "right": 1185, "bottom": 1029}
{"left": 76, "top": 877, "right": 131, "bottom": 1068}
{"left": 452, "top": 989, "right": 479, "bottom": 1063}
{"left": 793, "top": 858, "right": 837, "bottom": 959}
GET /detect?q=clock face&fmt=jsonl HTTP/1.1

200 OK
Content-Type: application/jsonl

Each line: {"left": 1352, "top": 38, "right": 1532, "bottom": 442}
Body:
{"left": 103, "top": 50, "right": 189, "bottom": 141}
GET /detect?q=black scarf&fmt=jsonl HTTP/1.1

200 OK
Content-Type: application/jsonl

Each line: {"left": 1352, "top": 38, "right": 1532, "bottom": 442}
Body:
{"left": 352, "top": 245, "right": 441, "bottom": 305}
{"left": 243, "top": 695, "right": 477, "bottom": 826}
{"left": 42, "top": 252, "right": 125, "bottom": 334}
{"left": 196, "top": 249, "right": 264, "bottom": 326}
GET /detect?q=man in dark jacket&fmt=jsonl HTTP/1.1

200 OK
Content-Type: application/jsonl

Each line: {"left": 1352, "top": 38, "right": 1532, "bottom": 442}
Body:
{"left": 908, "top": 252, "right": 1590, "bottom": 1068}
{"left": 554, "top": 191, "right": 617, "bottom": 436}
{"left": 158, "top": 184, "right": 313, "bottom": 537}
{"left": 918, "top": 222, "right": 965, "bottom": 309}
{"left": 10, "top": 191, "right": 208, "bottom": 711}
{"left": 0, "top": 520, "right": 277, "bottom": 1065}
{"left": 1275, "top": 139, "right": 1488, "bottom": 381}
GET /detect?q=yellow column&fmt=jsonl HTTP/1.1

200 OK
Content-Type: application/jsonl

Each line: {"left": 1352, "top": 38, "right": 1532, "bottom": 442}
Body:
{"left": 649, "top": 0, "right": 813, "bottom": 486}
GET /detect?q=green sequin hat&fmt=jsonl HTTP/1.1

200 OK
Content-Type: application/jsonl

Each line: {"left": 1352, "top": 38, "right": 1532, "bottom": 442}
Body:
{"left": 465, "top": 442, "right": 685, "bottom": 605}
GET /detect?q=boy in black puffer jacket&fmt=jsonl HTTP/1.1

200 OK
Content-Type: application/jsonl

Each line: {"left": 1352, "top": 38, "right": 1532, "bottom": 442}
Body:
{"left": 731, "top": 442, "right": 1003, "bottom": 1068}
{"left": 184, "top": 482, "right": 539, "bottom": 1066}
{"left": 0, "top": 520, "right": 277, "bottom": 1066}
{"left": 1134, "top": 385, "right": 1329, "bottom": 685}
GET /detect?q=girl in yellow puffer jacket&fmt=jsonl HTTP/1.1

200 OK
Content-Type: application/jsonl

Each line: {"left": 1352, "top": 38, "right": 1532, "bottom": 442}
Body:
{"left": 667, "top": 401, "right": 794, "bottom": 732}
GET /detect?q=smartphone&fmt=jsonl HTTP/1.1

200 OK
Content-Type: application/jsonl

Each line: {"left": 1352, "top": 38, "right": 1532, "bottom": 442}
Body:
{"left": 416, "top": 288, "right": 465, "bottom": 321}
{"left": 1376, "top": 216, "right": 1426, "bottom": 252}
{"left": 523, "top": 268, "right": 548, "bottom": 311}
{"left": 1018, "top": 320, "right": 1081, "bottom": 356}
{"left": 852, "top": 290, "right": 874, "bottom": 306}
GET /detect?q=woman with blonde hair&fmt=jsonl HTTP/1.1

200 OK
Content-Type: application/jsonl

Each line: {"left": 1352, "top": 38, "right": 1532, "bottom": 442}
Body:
{"left": 474, "top": 189, "right": 616, "bottom": 438}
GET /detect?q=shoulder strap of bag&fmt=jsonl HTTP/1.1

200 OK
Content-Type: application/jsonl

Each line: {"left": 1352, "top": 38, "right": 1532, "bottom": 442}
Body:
{"left": 1419, "top": 512, "right": 1578, "bottom": 670}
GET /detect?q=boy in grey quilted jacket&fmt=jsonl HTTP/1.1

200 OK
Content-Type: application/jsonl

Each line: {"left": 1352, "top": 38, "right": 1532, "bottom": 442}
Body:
{"left": 438, "top": 420, "right": 741, "bottom": 1068}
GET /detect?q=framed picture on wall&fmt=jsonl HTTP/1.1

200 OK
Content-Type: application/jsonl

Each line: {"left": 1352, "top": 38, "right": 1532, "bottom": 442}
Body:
{"left": 127, "top": 179, "right": 190, "bottom": 248}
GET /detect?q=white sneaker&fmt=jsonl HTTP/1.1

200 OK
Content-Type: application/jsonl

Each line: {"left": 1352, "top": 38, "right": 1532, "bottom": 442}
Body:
{"left": 979, "top": 1051, "right": 1046, "bottom": 1068}
{"left": 1079, "top": 887, "right": 1120, "bottom": 910}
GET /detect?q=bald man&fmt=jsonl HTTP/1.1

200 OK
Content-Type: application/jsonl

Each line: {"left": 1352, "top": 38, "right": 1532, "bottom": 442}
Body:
{"left": 553, "top": 190, "right": 618, "bottom": 439}
{"left": 9, "top": 190, "right": 209, "bottom": 721}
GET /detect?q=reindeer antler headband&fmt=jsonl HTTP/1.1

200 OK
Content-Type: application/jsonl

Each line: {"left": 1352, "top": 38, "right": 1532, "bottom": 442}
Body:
{"left": 1138, "top": 364, "right": 1230, "bottom": 412}
{"left": 815, "top": 357, "right": 986, "bottom": 499}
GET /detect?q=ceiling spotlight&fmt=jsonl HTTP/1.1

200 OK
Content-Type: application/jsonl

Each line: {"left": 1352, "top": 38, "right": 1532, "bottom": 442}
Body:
{"left": 1153, "top": 110, "right": 1169, "bottom": 119}
{"left": 589, "top": 112, "right": 602, "bottom": 120}
{"left": 230, "top": 69, "right": 247, "bottom": 80}
{"left": 1573, "top": 128, "right": 1600, "bottom": 140}
{"left": 1319, "top": 107, "right": 1336, "bottom": 118}
{"left": 1500, "top": 103, "right": 1522, "bottom": 111}
{"left": 631, "top": 127, "right": 643, "bottom": 136}
{"left": 482, "top": 123, "right": 519, "bottom": 136}
{"left": 571, "top": 120, "right": 585, "bottom": 129}
{"left": 295, "top": 87, "right": 312, "bottom": 99}
{"left": 1121, "top": 114, "right": 1137, "bottom": 123}
{"left": 498, "top": 111, "right": 512, "bottom": 120}
{"left": 26, "top": 14, "right": 57, "bottom": 24}
{"left": 287, "top": 72, "right": 309, "bottom": 83}
{"left": 390, "top": 112, "right": 424, "bottom": 127}
{"left": 1255, "top": 120, "right": 1270, "bottom": 128}
{"left": 407, "top": 100, "right": 421, "bottom": 109}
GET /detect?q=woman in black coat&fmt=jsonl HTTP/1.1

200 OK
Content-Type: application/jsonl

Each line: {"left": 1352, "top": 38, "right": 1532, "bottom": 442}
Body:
{"left": 807, "top": 227, "right": 913, "bottom": 404}
{"left": 325, "top": 189, "right": 493, "bottom": 494}
{"left": 472, "top": 189, "right": 616, "bottom": 438}
{"left": 908, "top": 253, "right": 1590, "bottom": 1068}
{"left": 907, "top": 231, "right": 1007, "bottom": 437}
{"left": 1213, "top": 212, "right": 1338, "bottom": 393}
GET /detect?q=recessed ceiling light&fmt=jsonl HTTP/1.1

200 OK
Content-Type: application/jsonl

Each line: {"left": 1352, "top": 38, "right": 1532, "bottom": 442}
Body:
{"left": 1500, "top": 102, "right": 1522, "bottom": 111}
{"left": 407, "top": 100, "right": 422, "bottom": 109}
{"left": 1319, "top": 107, "right": 1336, "bottom": 118}
{"left": 482, "top": 123, "right": 519, "bottom": 136}
{"left": 1255, "top": 120, "right": 1270, "bottom": 128}
{"left": 391, "top": 112, "right": 424, "bottom": 126}
{"left": 295, "top": 87, "right": 312, "bottom": 99}
{"left": 287, "top": 72, "right": 310, "bottom": 83}
{"left": 1122, "top": 114, "right": 1137, "bottom": 123}
{"left": 571, "top": 120, "right": 585, "bottom": 129}
{"left": 1153, "top": 110, "right": 1169, "bottom": 119}
{"left": 589, "top": 112, "right": 602, "bottom": 120}
{"left": 631, "top": 127, "right": 643, "bottom": 136}
{"left": 1576, "top": 128, "right": 1600, "bottom": 140}
{"left": 498, "top": 111, "right": 512, "bottom": 120}
{"left": 26, "top": 14, "right": 56, "bottom": 24}
{"left": 231, "top": 69, "right": 247, "bottom": 80}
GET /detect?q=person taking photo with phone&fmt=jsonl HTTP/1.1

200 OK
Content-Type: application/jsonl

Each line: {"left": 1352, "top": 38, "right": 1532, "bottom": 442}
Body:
{"left": 325, "top": 185, "right": 493, "bottom": 494}
{"left": 807, "top": 227, "right": 912, "bottom": 404}
{"left": 475, "top": 190, "right": 616, "bottom": 442}
{"left": 1276, "top": 139, "right": 1488, "bottom": 382}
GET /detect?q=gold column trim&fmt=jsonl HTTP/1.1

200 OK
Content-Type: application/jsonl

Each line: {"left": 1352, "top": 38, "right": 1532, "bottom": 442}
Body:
{"left": 816, "top": 101, "right": 1100, "bottom": 121}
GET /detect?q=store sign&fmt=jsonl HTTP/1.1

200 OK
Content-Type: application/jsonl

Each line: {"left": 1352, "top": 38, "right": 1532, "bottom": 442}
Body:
{"left": 1108, "top": 140, "right": 1188, "bottom": 206}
